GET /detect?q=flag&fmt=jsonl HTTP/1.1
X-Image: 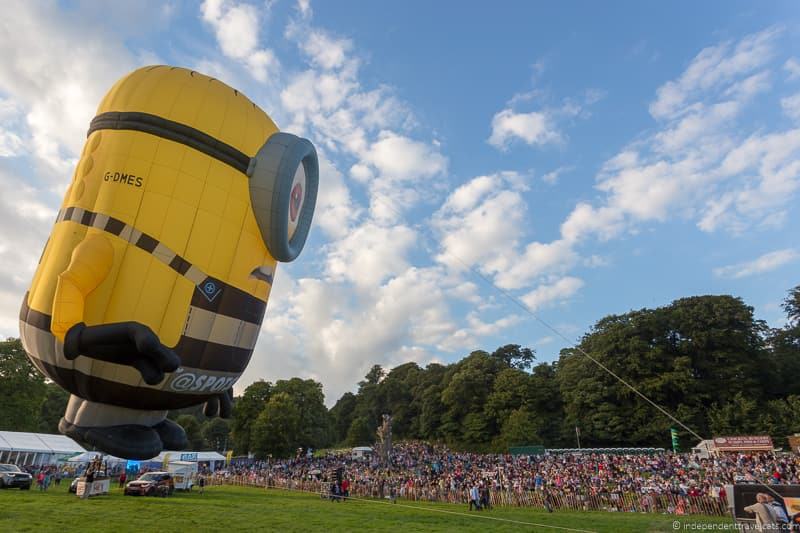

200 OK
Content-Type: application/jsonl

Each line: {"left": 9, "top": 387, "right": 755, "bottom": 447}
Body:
{"left": 670, "top": 428, "right": 680, "bottom": 452}
{"left": 226, "top": 450, "right": 233, "bottom": 465}
{"left": 162, "top": 452, "right": 171, "bottom": 470}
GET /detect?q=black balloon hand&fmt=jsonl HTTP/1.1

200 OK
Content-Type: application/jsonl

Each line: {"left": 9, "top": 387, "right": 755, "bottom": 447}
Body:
{"left": 63, "top": 322, "right": 181, "bottom": 385}
{"left": 203, "top": 387, "right": 233, "bottom": 418}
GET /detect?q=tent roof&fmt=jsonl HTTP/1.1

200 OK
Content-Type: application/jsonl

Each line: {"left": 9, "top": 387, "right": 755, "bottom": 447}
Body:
{"left": 0, "top": 431, "right": 85, "bottom": 454}
{"left": 67, "top": 451, "right": 126, "bottom": 463}
{"left": 145, "top": 450, "right": 226, "bottom": 462}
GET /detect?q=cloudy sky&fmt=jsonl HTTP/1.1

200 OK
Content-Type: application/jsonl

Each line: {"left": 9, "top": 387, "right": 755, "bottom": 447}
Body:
{"left": 1, "top": 0, "right": 798, "bottom": 404}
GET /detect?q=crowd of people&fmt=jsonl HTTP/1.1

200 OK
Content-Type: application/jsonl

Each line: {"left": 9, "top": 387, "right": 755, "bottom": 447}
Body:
{"left": 213, "top": 441, "right": 800, "bottom": 516}
{"left": 8, "top": 440, "right": 800, "bottom": 519}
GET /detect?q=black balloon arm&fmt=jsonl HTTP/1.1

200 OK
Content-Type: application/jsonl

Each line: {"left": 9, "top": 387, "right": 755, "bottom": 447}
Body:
{"left": 62, "top": 321, "right": 180, "bottom": 385}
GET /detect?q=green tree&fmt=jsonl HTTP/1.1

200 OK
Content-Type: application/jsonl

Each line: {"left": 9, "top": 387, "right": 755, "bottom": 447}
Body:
{"left": 414, "top": 363, "right": 448, "bottom": 441}
{"left": 38, "top": 384, "right": 69, "bottom": 434}
{"left": 769, "top": 285, "right": 800, "bottom": 397}
{"left": 499, "top": 408, "right": 540, "bottom": 448}
{"left": 345, "top": 416, "right": 373, "bottom": 446}
{"left": 440, "top": 351, "right": 505, "bottom": 447}
{"left": 490, "top": 344, "right": 536, "bottom": 370}
{"left": 783, "top": 285, "right": 800, "bottom": 325}
{"left": 377, "top": 363, "right": 422, "bottom": 439}
{"left": 528, "top": 363, "right": 565, "bottom": 446}
{"left": 231, "top": 380, "right": 272, "bottom": 454}
{"left": 485, "top": 367, "right": 533, "bottom": 427}
{"left": 557, "top": 295, "right": 770, "bottom": 446}
{"left": 330, "top": 392, "right": 357, "bottom": 444}
{"left": 272, "top": 378, "right": 333, "bottom": 449}
{"left": 0, "top": 338, "right": 46, "bottom": 432}
{"left": 707, "top": 393, "right": 761, "bottom": 435}
{"left": 762, "top": 396, "right": 800, "bottom": 446}
{"left": 250, "top": 392, "right": 300, "bottom": 458}
{"left": 202, "top": 418, "right": 231, "bottom": 451}
{"left": 176, "top": 414, "right": 206, "bottom": 449}
{"left": 350, "top": 365, "right": 386, "bottom": 434}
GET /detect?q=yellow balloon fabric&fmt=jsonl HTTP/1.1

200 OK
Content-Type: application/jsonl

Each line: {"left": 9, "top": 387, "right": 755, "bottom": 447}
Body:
{"left": 20, "top": 66, "right": 282, "bottom": 415}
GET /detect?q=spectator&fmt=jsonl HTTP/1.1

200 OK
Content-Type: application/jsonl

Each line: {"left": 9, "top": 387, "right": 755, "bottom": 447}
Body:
{"left": 469, "top": 484, "right": 481, "bottom": 511}
{"left": 745, "top": 493, "right": 780, "bottom": 531}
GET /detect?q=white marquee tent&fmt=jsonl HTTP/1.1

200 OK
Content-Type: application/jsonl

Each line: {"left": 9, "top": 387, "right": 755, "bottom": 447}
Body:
{"left": 0, "top": 431, "right": 85, "bottom": 466}
{"left": 144, "top": 450, "right": 227, "bottom": 471}
{"left": 67, "top": 451, "right": 127, "bottom": 465}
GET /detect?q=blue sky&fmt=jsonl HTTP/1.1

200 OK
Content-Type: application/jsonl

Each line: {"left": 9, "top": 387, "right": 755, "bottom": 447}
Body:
{"left": 0, "top": 0, "right": 798, "bottom": 403}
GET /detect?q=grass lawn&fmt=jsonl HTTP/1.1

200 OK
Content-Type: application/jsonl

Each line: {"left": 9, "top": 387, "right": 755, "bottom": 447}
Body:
{"left": 0, "top": 483, "right": 735, "bottom": 532}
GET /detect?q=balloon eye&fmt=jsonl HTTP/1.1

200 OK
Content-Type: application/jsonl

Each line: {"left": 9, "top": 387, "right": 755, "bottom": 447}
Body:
{"left": 247, "top": 132, "right": 318, "bottom": 263}
{"left": 290, "top": 183, "right": 303, "bottom": 222}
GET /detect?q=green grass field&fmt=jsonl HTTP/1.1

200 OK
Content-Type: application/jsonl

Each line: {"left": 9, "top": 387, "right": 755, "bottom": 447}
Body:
{"left": 0, "top": 483, "right": 735, "bottom": 532}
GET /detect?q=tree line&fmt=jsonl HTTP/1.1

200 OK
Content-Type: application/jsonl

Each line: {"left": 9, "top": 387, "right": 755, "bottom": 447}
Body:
{"left": 2, "top": 286, "right": 798, "bottom": 458}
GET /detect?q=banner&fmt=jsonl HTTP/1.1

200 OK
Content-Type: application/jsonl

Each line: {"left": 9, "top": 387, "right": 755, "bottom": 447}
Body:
{"left": 712, "top": 436, "right": 773, "bottom": 451}
{"left": 226, "top": 450, "right": 233, "bottom": 465}
{"left": 76, "top": 479, "right": 110, "bottom": 497}
{"left": 162, "top": 453, "right": 171, "bottom": 470}
{"left": 670, "top": 428, "right": 680, "bottom": 452}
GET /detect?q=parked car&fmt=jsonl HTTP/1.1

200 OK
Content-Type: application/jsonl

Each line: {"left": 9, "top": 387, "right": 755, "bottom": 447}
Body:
{"left": 0, "top": 464, "right": 32, "bottom": 490}
{"left": 124, "top": 472, "right": 174, "bottom": 497}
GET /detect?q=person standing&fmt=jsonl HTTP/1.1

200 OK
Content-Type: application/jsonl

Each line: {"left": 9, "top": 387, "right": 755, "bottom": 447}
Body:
{"left": 481, "top": 483, "right": 492, "bottom": 510}
{"left": 745, "top": 493, "right": 779, "bottom": 531}
{"left": 198, "top": 474, "right": 206, "bottom": 495}
{"left": 118, "top": 471, "right": 126, "bottom": 489}
{"left": 82, "top": 468, "right": 95, "bottom": 500}
{"left": 469, "top": 484, "right": 481, "bottom": 511}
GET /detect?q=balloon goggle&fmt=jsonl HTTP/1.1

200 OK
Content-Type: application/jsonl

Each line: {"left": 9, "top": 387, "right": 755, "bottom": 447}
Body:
{"left": 88, "top": 112, "right": 319, "bottom": 263}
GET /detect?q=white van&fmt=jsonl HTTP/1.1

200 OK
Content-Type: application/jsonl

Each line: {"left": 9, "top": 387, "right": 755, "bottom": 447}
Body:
{"left": 167, "top": 461, "right": 197, "bottom": 491}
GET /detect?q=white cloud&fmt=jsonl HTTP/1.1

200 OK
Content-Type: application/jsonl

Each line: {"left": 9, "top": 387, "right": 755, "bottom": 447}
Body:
{"left": 488, "top": 109, "right": 561, "bottom": 149}
{"left": 521, "top": 277, "right": 584, "bottom": 311}
{"left": 491, "top": 240, "right": 577, "bottom": 290}
{"left": 0, "top": 1, "right": 138, "bottom": 173}
{"left": 434, "top": 174, "right": 528, "bottom": 272}
{"left": 653, "top": 101, "right": 740, "bottom": 153}
{"left": 559, "top": 27, "right": 799, "bottom": 241}
{"left": 313, "top": 153, "right": 360, "bottom": 239}
{"left": 785, "top": 57, "right": 800, "bottom": 81}
{"left": 325, "top": 222, "right": 417, "bottom": 289}
{"left": 560, "top": 203, "right": 625, "bottom": 243}
{"left": 0, "top": 168, "right": 59, "bottom": 335}
{"left": 243, "top": 266, "right": 462, "bottom": 402}
{"left": 700, "top": 128, "right": 800, "bottom": 232}
{"left": 649, "top": 27, "right": 780, "bottom": 120}
{"left": 296, "top": 0, "right": 312, "bottom": 20}
{"left": 299, "top": 30, "right": 353, "bottom": 71}
{"left": 201, "top": 0, "right": 278, "bottom": 82}
{"left": 782, "top": 92, "right": 800, "bottom": 121}
{"left": 713, "top": 249, "right": 799, "bottom": 279}
{"left": 434, "top": 171, "right": 578, "bottom": 292}
{"left": 541, "top": 166, "right": 571, "bottom": 185}
{"left": 363, "top": 131, "right": 448, "bottom": 182}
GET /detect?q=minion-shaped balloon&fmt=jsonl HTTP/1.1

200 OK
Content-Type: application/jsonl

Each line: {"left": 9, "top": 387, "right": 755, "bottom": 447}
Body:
{"left": 18, "top": 66, "right": 318, "bottom": 459}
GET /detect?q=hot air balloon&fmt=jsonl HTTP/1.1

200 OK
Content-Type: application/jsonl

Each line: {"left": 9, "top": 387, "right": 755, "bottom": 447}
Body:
{"left": 19, "top": 66, "right": 318, "bottom": 459}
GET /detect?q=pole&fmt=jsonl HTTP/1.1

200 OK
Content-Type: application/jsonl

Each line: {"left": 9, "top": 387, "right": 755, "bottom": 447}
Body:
{"left": 576, "top": 426, "right": 581, "bottom": 449}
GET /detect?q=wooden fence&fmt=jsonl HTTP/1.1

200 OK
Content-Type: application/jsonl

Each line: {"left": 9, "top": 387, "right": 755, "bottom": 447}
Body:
{"left": 207, "top": 474, "right": 728, "bottom": 516}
